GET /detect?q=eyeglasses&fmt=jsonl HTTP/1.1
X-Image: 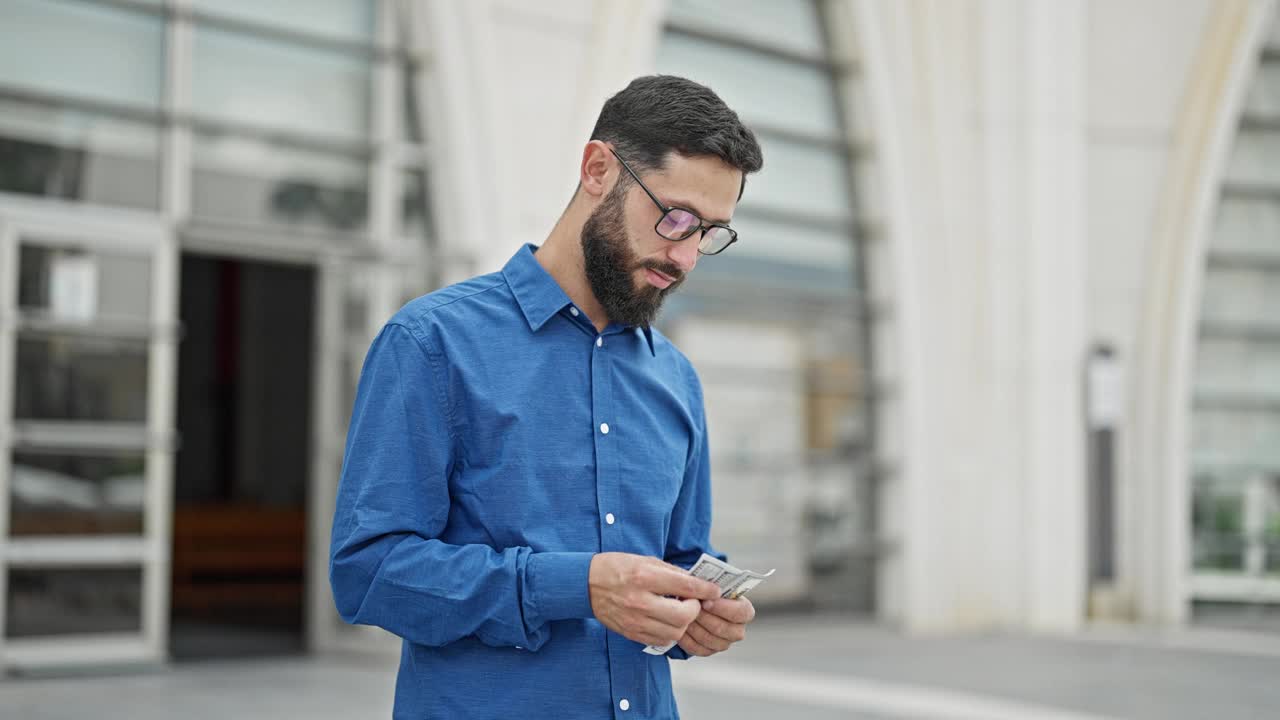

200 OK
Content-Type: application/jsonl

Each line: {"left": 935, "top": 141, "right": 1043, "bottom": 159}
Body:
{"left": 609, "top": 148, "right": 738, "bottom": 255}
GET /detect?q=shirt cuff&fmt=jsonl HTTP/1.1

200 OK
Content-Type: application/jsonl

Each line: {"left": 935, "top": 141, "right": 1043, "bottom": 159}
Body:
{"left": 525, "top": 551, "right": 595, "bottom": 624}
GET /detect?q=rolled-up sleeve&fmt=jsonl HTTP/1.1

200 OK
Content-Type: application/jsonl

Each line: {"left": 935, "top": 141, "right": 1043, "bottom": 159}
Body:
{"left": 329, "top": 322, "right": 594, "bottom": 651}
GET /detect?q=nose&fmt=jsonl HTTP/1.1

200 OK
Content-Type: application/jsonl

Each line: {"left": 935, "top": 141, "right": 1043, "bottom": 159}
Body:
{"left": 668, "top": 234, "right": 700, "bottom": 274}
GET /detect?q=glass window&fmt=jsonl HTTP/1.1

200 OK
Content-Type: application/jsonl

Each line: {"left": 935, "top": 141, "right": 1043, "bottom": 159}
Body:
{"left": 192, "top": 24, "right": 373, "bottom": 140}
{"left": 10, "top": 451, "right": 145, "bottom": 536}
{"left": 1201, "top": 267, "right": 1280, "bottom": 327}
{"left": 658, "top": 32, "right": 840, "bottom": 138}
{"left": 190, "top": 0, "right": 376, "bottom": 44}
{"left": 0, "top": 0, "right": 164, "bottom": 109}
{"left": 730, "top": 213, "right": 856, "bottom": 271}
{"left": 1244, "top": 62, "right": 1280, "bottom": 119}
{"left": 15, "top": 335, "right": 149, "bottom": 422}
{"left": 0, "top": 99, "right": 160, "bottom": 210}
{"left": 402, "top": 62, "right": 427, "bottom": 144}
{"left": 1195, "top": 339, "right": 1280, "bottom": 396}
{"left": 1213, "top": 196, "right": 1280, "bottom": 257}
{"left": 18, "top": 244, "right": 151, "bottom": 324}
{"left": 1224, "top": 129, "right": 1280, "bottom": 187}
{"left": 401, "top": 169, "right": 433, "bottom": 239}
{"left": 192, "top": 132, "right": 369, "bottom": 231}
{"left": 741, "top": 135, "right": 856, "bottom": 222}
{"left": 6, "top": 566, "right": 142, "bottom": 638}
{"left": 1193, "top": 409, "right": 1280, "bottom": 468}
{"left": 667, "top": 0, "right": 827, "bottom": 58}
{"left": 1192, "top": 475, "right": 1247, "bottom": 571}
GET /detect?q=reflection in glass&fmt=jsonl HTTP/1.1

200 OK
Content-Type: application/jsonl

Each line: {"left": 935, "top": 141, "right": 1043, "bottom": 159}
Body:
{"left": 15, "top": 335, "right": 148, "bottom": 422}
{"left": 10, "top": 451, "right": 145, "bottom": 535}
{"left": 6, "top": 567, "right": 142, "bottom": 638}
{"left": 0, "top": 0, "right": 164, "bottom": 108}
{"left": 1192, "top": 475, "right": 1246, "bottom": 571}
{"left": 1199, "top": 267, "right": 1280, "bottom": 327}
{"left": 192, "top": 24, "right": 372, "bottom": 140}
{"left": 667, "top": 0, "right": 826, "bottom": 56}
{"left": 191, "top": 0, "right": 375, "bottom": 44}
{"left": 402, "top": 169, "right": 433, "bottom": 239}
{"left": 19, "top": 244, "right": 151, "bottom": 323}
{"left": 745, "top": 135, "right": 855, "bottom": 222}
{"left": 402, "top": 61, "right": 426, "bottom": 144}
{"left": 0, "top": 99, "right": 160, "bottom": 209}
{"left": 729, "top": 212, "right": 854, "bottom": 270}
{"left": 658, "top": 31, "right": 840, "bottom": 138}
{"left": 192, "top": 133, "right": 369, "bottom": 231}
{"left": 1214, "top": 197, "right": 1280, "bottom": 257}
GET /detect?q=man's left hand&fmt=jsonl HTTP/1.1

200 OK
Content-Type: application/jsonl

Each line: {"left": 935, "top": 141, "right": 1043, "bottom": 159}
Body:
{"left": 675, "top": 597, "right": 755, "bottom": 657}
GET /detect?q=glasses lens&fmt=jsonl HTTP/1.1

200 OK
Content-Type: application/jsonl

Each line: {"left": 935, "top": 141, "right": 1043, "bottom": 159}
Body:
{"left": 657, "top": 208, "right": 700, "bottom": 240}
{"left": 699, "top": 226, "right": 734, "bottom": 254}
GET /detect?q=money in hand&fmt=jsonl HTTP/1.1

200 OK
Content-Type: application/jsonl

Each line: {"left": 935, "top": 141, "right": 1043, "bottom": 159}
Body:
{"left": 643, "top": 553, "right": 775, "bottom": 655}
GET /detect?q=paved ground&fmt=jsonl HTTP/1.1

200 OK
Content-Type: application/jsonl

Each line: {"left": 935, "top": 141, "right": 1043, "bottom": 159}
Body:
{"left": 3, "top": 615, "right": 1279, "bottom": 719}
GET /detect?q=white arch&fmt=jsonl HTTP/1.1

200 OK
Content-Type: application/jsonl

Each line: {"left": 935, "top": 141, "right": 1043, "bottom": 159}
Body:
{"left": 1127, "top": 0, "right": 1277, "bottom": 625}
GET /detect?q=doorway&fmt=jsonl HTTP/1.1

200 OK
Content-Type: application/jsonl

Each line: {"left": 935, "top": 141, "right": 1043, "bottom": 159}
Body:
{"left": 170, "top": 254, "right": 315, "bottom": 660}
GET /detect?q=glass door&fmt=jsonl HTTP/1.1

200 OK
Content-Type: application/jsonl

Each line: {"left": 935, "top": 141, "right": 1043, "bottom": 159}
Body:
{"left": 0, "top": 206, "right": 176, "bottom": 671}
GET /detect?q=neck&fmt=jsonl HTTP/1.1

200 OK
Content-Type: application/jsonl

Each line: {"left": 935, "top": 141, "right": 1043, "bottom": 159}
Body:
{"left": 536, "top": 201, "right": 610, "bottom": 332}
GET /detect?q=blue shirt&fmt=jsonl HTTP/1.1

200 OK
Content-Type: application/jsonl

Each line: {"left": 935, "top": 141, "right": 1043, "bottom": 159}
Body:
{"left": 330, "top": 244, "right": 723, "bottom": 719}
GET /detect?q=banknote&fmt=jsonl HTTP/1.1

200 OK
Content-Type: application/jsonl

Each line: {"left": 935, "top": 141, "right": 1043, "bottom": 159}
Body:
{"left": 643, "top": 553, "right": 775, "bottom": 655}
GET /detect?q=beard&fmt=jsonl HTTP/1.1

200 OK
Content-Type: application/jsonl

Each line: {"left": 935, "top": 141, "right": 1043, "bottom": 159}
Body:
{"left": 580, "top": 182, "right": 686, "bottom": 328}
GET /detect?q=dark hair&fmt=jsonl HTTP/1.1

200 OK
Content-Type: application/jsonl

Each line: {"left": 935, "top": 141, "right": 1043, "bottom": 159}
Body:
{"left": 589, "top": 75, "right": 763, "bottom": 199}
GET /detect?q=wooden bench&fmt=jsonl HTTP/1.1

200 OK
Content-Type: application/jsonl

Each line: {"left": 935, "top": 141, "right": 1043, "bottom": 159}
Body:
{"left": 170, "top": 505, "right": 306, "bottom": 616}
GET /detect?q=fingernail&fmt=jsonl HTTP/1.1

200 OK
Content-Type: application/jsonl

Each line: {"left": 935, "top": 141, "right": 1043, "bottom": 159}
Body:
{"left": 702, "top": 600, "right": 714, "bottom": 610}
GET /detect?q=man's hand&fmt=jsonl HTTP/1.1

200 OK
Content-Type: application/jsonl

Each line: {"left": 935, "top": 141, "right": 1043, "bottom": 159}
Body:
{"left": 676, "top": 597, "right": 756, "bottom": 657}
{"left": 589, "top": 553, "right": 722, "bottom": 647}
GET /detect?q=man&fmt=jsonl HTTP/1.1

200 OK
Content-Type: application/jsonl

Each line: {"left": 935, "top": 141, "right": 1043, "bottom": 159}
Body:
{"left": 329, "top": 75, "right": 764, "bottom": 719}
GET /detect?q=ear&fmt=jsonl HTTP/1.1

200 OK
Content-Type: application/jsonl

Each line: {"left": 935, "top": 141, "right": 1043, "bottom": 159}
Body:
{"left": 578, "top": 140, "right": 615, "bottom": 200}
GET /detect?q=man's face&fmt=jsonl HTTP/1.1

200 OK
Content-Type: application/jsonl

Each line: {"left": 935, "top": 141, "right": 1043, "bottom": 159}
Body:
{"left": 580, "top": 152, "right": 742, "bottom": 328}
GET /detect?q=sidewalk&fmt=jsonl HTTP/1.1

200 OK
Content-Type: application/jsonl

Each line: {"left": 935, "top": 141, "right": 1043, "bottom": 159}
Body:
{"left": 2, "top": 615, "right": 1277, "bottom": 719}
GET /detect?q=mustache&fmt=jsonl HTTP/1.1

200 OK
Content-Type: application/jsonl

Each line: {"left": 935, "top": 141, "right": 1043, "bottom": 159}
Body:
{"left": 640, "top": 261, "right": 684, "bottom": 284}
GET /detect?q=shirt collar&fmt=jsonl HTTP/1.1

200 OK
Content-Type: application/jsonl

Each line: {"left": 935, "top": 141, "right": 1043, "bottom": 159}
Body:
{"left": 502, "top": 244, "right": 656, "bottom": 357}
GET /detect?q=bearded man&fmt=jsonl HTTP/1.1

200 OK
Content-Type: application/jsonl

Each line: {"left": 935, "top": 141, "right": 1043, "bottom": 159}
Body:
{"left": 329, "top": 74, "right": 764, "bottom": 720}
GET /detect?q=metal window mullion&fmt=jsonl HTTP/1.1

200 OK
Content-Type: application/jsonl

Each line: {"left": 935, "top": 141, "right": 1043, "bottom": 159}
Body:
{"left": 308, "top": 256, "right": 344, "bottom": 653}
{"left": 163, "top": 0, "right": 193, "bottom": 221}
{"left": 5, "top": 537, "right": 149, "bottom": 566}
{"left": 0, "top": 221, "right": 20, "bottom": 660}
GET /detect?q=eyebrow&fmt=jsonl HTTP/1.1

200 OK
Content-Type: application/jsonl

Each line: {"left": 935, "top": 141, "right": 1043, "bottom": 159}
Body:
{"left": 660, "top": 196, "right": 732, "bottom": 226}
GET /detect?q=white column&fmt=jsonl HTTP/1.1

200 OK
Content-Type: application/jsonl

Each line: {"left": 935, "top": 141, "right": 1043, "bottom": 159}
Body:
{"left": 853, "top": 0, "right": 1087, "bottom": 632}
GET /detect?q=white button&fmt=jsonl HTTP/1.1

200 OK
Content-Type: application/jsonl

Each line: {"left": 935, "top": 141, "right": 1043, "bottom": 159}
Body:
{"left": 605, "top": 513, "right": 615, "bottom": 525}
{"left": 600, "top": 423, "right": 610, "bottom": 434}
{"left": 619, "top": 699, "right": 630, "bottom": 711}
{"left": 596, "top": 337, "right": 603, "bottom": 347}
{"left": 570, "top": 307, "right": 579, "bottom": 317}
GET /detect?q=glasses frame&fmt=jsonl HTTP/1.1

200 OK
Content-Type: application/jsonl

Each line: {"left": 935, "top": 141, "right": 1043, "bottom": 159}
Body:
{"left": 609, "top": 147, "right": 738, "bottom": 255}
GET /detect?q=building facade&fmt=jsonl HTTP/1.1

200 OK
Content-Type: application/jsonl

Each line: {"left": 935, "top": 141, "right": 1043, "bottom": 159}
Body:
{"left": 0, "top": 0, "right": 1276, "bottom": 672}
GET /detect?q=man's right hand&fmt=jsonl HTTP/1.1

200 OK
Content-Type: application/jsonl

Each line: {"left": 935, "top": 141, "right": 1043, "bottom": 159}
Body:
{"left": 588, "top": 553, "right": 722, "bottom": 647}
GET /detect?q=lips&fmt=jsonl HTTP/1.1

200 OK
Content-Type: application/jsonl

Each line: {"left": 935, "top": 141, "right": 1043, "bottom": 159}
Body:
{"left": 644, "top": 267, "right": 675, "bottom": 289}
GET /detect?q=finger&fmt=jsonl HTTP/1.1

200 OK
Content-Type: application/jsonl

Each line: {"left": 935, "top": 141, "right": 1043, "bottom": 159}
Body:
{"left": 701, "top": 597, "right": 756, "bottom": 624}
{"left": 642, "top": 563, "right": 722, "bottom": 601}
{"left": 685, "top": 619, "right": 732, "bottom": 653}
{"left": 630, "top": 616, "right": 688, "bottom": 646}
{"left": 677, "top": 632, "right": 717, "bottom": 657}
{"left": 694, "top": 613, "right": 746, "bottom": 643}
{"left": 646, "top": 596, "right": 701, "bottom": 629}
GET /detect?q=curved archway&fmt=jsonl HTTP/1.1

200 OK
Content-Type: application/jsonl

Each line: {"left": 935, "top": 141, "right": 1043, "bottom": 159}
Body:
{"left": 1128, "top": 0, "right": 1277, "bottom": 625}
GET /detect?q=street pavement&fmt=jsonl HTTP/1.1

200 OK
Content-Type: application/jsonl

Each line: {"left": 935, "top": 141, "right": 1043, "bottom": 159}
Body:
{"left": 2, "top": 615, "right": 1278, "bottom": 719}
